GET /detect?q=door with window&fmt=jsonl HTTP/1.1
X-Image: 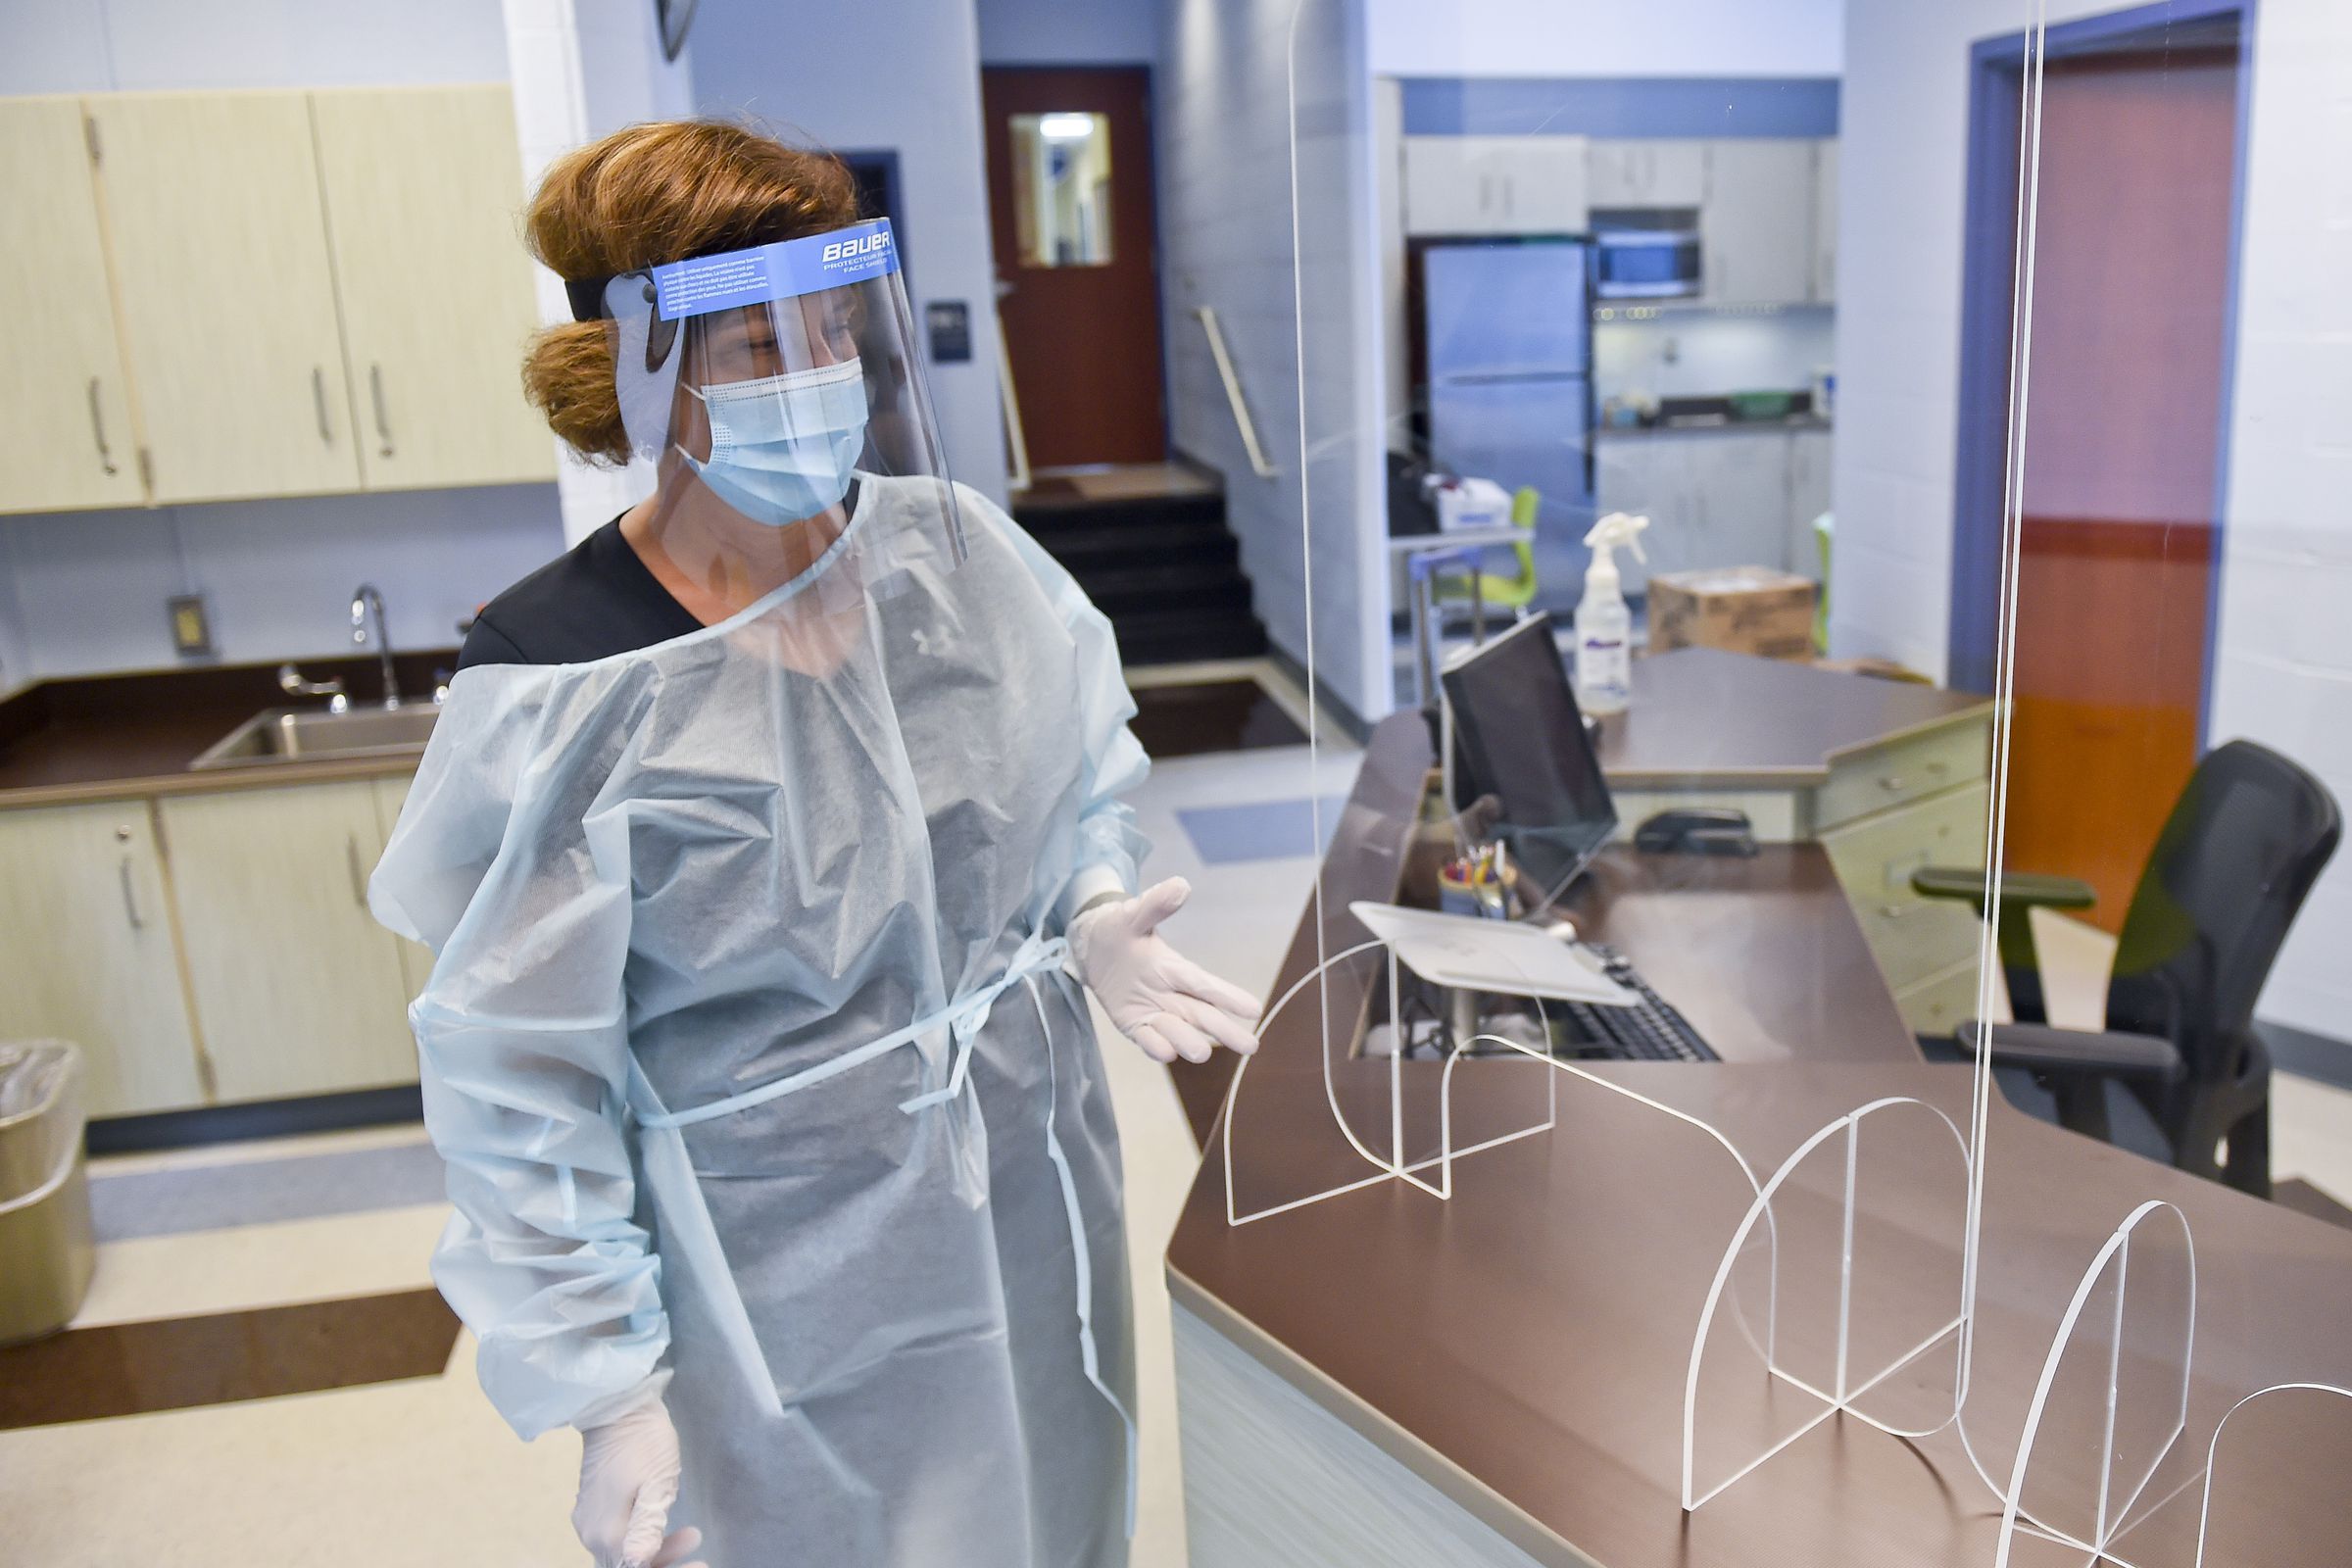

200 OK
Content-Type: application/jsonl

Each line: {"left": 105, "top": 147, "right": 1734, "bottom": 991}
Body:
{"left": 982, "top": 67, "right": 1165, "bottom": 468}
{"left": 1957, "top": 35, "right": 2243, "bottom": 931}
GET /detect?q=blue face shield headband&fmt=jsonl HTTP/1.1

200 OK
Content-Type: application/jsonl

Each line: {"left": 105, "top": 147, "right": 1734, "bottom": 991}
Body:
{"left": 573, "top": 220, "right": 958, "bottom": 537}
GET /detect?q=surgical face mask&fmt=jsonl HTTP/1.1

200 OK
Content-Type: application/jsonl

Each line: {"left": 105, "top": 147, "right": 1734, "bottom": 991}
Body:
{"left": 683, "top": 359, "right": 869, "bottom": 526}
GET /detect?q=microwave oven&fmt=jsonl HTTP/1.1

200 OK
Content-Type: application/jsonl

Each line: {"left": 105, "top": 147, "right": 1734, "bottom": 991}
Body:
{"left": 1592, "top": 222, "right": 1701, "bottom": 300}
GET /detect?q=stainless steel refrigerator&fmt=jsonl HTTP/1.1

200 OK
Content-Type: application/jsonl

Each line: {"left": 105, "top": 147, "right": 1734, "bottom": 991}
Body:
{"left": 1415, "top": 236, "right": 1595, "bottom": 612}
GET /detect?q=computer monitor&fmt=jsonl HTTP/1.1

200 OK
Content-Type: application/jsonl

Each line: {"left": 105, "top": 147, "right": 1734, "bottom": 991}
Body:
{"left": 1439, "top": 612, "right": 1617, "bottom": 907}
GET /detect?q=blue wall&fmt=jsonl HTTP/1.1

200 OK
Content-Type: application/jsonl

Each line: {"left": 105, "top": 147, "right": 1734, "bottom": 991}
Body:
{"left": 1399, "top": 76, "right": 1839, "bottom": 137}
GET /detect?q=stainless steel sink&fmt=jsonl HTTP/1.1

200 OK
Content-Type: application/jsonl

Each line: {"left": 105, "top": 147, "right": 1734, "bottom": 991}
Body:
{"left": 188, "top": 705, "right": 440, "bottom": 771}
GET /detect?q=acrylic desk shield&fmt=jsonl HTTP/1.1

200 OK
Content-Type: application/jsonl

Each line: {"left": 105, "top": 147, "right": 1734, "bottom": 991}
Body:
{"left": 1197, "top": 1, "right": 2352, "bottom": 1557}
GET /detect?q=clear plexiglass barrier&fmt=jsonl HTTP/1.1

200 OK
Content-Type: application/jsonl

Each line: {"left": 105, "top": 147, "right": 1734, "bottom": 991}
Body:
{"left": 1183, "top": 0, "right": 2352, "bottom": 1558}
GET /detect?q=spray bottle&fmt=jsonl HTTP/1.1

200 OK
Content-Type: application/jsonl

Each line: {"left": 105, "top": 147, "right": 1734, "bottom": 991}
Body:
{"left": 1574, "top": 512, "right": 1649, "bottom": 716}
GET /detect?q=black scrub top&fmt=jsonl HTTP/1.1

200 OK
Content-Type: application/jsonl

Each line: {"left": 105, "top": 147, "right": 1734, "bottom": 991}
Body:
{"left": 458, "top": 515, "right": 702, "bottom": 669}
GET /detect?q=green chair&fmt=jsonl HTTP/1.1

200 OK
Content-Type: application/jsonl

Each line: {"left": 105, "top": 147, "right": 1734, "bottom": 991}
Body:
{"left": 1434, "top": 485, "right": 1541, "bottom": 615}
{"left": 1812, "top": 511, "right": 1834, "bottom": 654}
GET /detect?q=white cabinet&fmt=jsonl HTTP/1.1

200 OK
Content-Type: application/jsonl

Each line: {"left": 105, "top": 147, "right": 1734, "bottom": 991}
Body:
{"left": 1680, "top": 427, "right": 1794, "bottom": 575}
{"left": 1699, "top": 140, "right": 1816, "bottom": 307}
{"left": 1788, "top": 427, "right": 1834, "bottom": 573}
{"left": 1592, "top": 437, "right": 1681, "bottom": 597}
{"left": 1597, "top": 429, "right": 1798, "bottom": 590}
{"left": 159, "top": 780, "right": 417, "bottom": 1104}
{"left": 0, "top": 100, "right": 148, "bottom": 514}
{"left": 1403, "top": 135, "right": 1589, "bottom": 235}
{"left": 0, "top": 801, "right": 206, "bottom": 1116}
{"left": 311, "top": 86, "right": 556, "bottom": 492}
{"left": 87, "top": 92, "right": 363, "bottom": 505}
{"left": 1810, "top": 140, "right": 1838, "bottom": 304}
{"left": 1587, "top": 140, "right": 1707, "bottom": 209}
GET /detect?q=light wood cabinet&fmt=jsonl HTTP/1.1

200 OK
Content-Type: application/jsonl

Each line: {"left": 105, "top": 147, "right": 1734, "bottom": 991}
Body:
{"left": 88, "top": 91, "right": 362, "bottom": 504}
{"left": 1698, "top": 140, "right": 1816, "bottom": 307}
{"left": 311, "top": 85, "right": 555, "bottom": 492}
{"left": 0, "top": 801, "right": 206, "bottom": 1116}
{"left": 1404, "top": 135, "right": 1589, "bottom": 236}
{"left": 0, "top": 99, "right": 148, "bottom": 514}
{"left": 158, "top": 779, "right": 416, "bottom": 1104}
{"left": 368, "top": 772, "right": 433, "bottom": 1000}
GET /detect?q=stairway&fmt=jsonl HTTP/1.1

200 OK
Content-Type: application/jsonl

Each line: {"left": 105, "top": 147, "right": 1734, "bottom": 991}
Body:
{"left": 1010, "top": 475, "right": 1268, "bottom": 667}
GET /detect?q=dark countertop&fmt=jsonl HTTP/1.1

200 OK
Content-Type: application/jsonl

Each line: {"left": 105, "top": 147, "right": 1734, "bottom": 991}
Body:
{"left": 1594, "top": 413, "right": 1833, "bottom": 438}
{"left": 0, "top": 652, "right": 454, "bottom": 808}
{"left": 1593, "top": 649, "right": 1991, "bottom": 787}
{"left": 1165, "top": 710, "right": 2352, "bottom": 1568}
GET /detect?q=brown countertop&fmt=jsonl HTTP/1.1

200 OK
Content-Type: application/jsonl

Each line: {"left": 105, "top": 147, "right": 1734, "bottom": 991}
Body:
{"left": 1167, "top": 711, "right": 2352, "bottom": 1567}
{"left": 0, "top": 652, "right": 454, "bottom": 808}
{"left": 1595, "top": 648, "right": 1991, "bottom": 787}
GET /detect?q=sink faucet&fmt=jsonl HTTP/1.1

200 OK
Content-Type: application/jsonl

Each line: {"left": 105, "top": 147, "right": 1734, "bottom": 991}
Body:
{"left": 351, "top": 583, "right": 402, "bottom": 710}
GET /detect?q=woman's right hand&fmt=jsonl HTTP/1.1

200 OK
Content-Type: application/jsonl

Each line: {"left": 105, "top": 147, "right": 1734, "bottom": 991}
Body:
{"left": 574, "top": 1396, "right": 709, "bottom": 1568}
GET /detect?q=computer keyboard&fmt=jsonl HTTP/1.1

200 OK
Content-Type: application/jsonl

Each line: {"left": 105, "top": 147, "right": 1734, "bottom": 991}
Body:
{"left": 1559, "top": 944, "right": 1720, "bottom": 1063}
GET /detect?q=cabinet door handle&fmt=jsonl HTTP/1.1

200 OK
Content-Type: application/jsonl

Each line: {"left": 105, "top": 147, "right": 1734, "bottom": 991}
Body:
{"left": 369, "top": 364, "right": 395, "bottom": 458}
{"left": 1879, "top": 775, "right": 1908, "bottom": 793}
{"left": 1879, "top": 902, "right": 1928, "bottom": 921}
{"left": 313, "top": 367, "right": 333, "bottom": 443}
{"left": 1478, "top": 173, "right": 1491, "bottom": 213}
{"left": 346, "top": 833, "right": 370, "bottom": 907}
{"left": 87, "top": 377, "right": 120, "bottom": 475}
{"left": 119, "top": 853, "right": 146, "bottom": 930}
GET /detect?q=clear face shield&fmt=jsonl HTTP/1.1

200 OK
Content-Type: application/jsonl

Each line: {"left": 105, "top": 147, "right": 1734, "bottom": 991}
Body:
{"left": 575, "top": 219, "right": 966, "bottom": 615}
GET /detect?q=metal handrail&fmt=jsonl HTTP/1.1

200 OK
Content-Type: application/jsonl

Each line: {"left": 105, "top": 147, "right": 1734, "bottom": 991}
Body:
{"left": 1193, "top": 305, "right": 1279, "bottom": 479}
{"left": 995, "top": 308, "right": 1033, "bottom": 493}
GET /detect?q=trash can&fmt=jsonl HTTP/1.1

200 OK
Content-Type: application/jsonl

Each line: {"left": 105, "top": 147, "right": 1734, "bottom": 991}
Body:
{"left": 0, "top": 1041, "right": 95, "bottom": 1345}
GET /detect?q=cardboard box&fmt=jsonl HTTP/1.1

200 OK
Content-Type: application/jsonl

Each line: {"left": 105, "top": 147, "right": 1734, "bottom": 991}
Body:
{"left": 1646, "top": 566, "right": 1817, "bottom": 662}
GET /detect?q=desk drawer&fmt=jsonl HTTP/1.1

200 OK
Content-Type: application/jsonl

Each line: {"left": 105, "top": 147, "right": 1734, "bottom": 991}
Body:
{"left": 1816, "top": 716, "right": 1992, "bottom": 831}
{"left": 1895, "top": 958, "right": 1991, "bottom": 1038}
{"left": 1821, "top": 780, "right": 1989, "bottom": 992}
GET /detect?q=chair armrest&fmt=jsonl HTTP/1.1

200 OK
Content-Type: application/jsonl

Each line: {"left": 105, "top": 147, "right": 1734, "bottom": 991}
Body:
{"left": 1911, "top": 867, "right": 2097, "bottom": 916}
{"left": 1956, "top": 1020, "right": 2182, "bottom": 1083}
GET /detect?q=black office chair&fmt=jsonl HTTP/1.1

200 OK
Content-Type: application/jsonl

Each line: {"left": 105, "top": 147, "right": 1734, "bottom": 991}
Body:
{"left": 1912, "top": 740, "right": 2340, "bottom": 1198}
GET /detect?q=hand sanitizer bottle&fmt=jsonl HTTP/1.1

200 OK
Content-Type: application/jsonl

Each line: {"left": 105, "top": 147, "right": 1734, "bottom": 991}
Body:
{"left": 1574, "top": 512, "right": 1649, "bottom": 715}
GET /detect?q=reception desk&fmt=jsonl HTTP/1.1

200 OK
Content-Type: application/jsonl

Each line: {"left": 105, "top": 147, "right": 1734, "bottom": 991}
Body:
{"left": 1165, "top": 711, "right": 2352, "bottom": 1568}
{"left": 1594, "top": 650, "right": 1996, "bottom": 1038}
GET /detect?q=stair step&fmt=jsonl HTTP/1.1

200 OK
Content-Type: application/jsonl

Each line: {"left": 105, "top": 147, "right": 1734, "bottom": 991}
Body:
{"left": 1009, "top": 485, "right": 1268, "bottom": 668}
{"left": 1024, "top": 517, "right": 1238, "bottom": 566}
{"left": 1115, "top": 606, "right": 1268, "bottom": 666}
{"left": 1067, "top": 559, "right": 1251, "bottom": 609}
{"left": 1013, "top": 491, "right": 1227, "bottom": 539}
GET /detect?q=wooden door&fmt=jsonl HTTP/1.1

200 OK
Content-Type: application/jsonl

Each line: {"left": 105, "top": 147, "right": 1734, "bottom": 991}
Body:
{"left": 0, "top": 99, "right": 149, "bottom": 514}
{"left": 2004, "top": 48, "right": 2240, "bottom": 930}
{"left": 0, "top": 801, "right": 206, "bottom": 1116}
{"left": 311, "top": 85, "right": 555, "bottom": 492}
{"left": 159, "top": 780, "right": 417, "bottom": 1103}
{"left": 983, "top": 67, "right": 1165, "bottom": 468}
{"left": 87, "top": 91, "right": 360, "bottom": 504}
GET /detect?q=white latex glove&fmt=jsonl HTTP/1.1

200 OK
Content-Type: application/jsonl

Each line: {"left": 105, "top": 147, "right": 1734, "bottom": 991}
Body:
{"left": 573, "top": 1396, "right": 707, "bottom": 1568}
{"left": 1069, "top": 877, "right": 1263, "bottom": 1063}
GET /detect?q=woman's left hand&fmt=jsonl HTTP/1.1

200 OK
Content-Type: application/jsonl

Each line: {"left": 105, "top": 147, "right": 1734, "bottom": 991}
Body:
{"left": 1069, "top": 878, "right": 1262, "bottom": 1064}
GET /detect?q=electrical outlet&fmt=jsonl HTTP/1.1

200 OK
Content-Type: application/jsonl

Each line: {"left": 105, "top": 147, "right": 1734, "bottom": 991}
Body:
{"left": 168, "top": 594, "right": 214, "bottom": 657}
